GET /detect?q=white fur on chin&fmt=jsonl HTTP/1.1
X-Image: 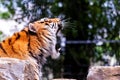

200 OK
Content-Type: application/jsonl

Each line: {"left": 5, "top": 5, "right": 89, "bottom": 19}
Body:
{"left": 51, "top": 52, "right": 60, "bottom": 59}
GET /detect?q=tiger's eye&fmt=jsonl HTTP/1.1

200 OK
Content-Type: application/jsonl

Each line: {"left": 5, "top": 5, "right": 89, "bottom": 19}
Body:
{"left": 40, "top": 21, "right": 44, "bottom": 23}
{"left": 45, "top": 22, "right": 49, "bottom": 25}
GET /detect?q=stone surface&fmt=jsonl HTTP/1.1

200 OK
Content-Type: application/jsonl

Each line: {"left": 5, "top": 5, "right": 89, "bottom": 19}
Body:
{"left": 87, "top": 66, "right": 120, "bottom": 80}
{"left": 0, "top": 58, "right": 39, "bottom": 80}
{"left": 53, "top": 78, "right": 76, "bottom": 80}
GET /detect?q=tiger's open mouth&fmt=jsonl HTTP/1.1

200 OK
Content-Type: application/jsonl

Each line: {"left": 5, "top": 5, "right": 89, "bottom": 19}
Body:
{"left": 56, "top": 21, "right": 62, "bottom": 34}
{"left": 56, "top": 21, "right": 63, "bottom": 53}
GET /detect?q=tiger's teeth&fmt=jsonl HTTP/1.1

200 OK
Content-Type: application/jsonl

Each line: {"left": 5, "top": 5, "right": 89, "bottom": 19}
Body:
{"left": 58, "top": 48, "right": 61, "bottom": 52}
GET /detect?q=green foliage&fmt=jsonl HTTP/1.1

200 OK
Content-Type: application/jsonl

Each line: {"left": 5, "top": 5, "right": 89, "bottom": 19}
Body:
{"left": 61, "top": 0, "right": 120, "bottom": 64}
{"left": 0, "top": 12, "right": 11, "bottom": 19}
{"left": 0, "top": 31, "right": 2, "bottom": 35}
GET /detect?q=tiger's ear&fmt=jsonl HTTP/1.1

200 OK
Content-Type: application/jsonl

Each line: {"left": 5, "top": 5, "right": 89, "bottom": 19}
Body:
{"left": 28, "top": 23, "right": 36, "bottom": 33}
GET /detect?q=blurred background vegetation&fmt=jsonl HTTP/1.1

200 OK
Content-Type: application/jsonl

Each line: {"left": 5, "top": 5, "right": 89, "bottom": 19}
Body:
{"left": 0, "top": 0, "right": 120, "bottom": 80}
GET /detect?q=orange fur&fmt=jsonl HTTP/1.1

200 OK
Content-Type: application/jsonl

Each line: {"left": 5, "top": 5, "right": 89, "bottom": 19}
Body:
{"left": 0, "top": 18, "right": 62, "bottom": 60}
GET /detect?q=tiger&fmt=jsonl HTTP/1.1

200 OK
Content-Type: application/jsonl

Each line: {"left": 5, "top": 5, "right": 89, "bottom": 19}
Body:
{"left": 0, "top": 18, "right": 63, "bottom": 79}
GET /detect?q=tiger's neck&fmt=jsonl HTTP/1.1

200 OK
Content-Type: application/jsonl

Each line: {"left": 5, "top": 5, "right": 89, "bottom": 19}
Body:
{"left": 0, "top": 27, "right": 52, "bottom": 60}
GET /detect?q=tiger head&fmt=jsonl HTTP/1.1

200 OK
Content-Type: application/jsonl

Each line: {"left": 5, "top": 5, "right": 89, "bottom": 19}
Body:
{"left": 28, "top": 18, "right": 63, "bottom": 59}
{"left": 29, "top": 18, "right": 62, "bottom": 35}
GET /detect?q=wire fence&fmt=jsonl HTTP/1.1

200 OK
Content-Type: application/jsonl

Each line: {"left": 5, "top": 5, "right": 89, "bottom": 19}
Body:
{"left": 60, "top": 36, "right": 120, "bottom": 49}
{"left": 66, "top": 40, "right": 120, "bottom": 44}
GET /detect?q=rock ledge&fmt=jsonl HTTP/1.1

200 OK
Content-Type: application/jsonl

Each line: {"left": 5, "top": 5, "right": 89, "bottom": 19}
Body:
{"left": 0, "top": 58, "right": 39, "bottom": 80}
{"left": 87, "top": 66, "right": 120, "bottom": 80}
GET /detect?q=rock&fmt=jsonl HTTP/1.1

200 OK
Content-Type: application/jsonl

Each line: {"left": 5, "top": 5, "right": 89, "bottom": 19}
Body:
{"left": 53, "top": 79, "right": 76, "bottom": 80}
{"left": 87, "top": 66, "right": 120, "bottom": 80}
{"left": 0, "top": 58, "right": 39, "bottom": 80}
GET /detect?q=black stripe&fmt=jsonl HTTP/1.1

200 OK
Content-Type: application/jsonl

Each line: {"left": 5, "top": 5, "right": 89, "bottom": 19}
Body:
{"left": 3, "top": 40, "right": 5, "bottom": 43}
{"left": 11, "top": 45, "right": 17, "bottom": 54}
{"left": 41, "top": 32, "right": 52, "bottom": 41}
{"left": 42, "top": 48, "right": 49, "bottom": 53}
{"left": 29, "top": 51, "right": 38, "bottom": 60}
{"left": 0, "top": 43, "right": 7, "bottom": 54}
{"left": 44, "top": 35, "right": 52, "bottom": 41}
{"left": 21, "top": 29, "right": 28, "bottom": 35}
{"left": 16, "top": 33, "right": 20, "bottom": 40}
{"left": 27, "top": 31, "right": 31, "bottom": 51}
{"left": 39, "top": 48, "right": 43, "bottom": 53}
{"left": 28, "top": 36, "right": 30, "bottom": 47}
{"left": 52, "top": 23, "right": 54, "bottom": 28}
{"left": 8, "top": 39, "right": 11, "bottom": 45}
